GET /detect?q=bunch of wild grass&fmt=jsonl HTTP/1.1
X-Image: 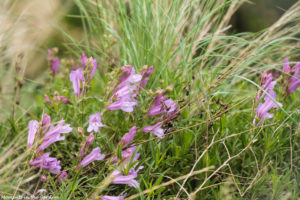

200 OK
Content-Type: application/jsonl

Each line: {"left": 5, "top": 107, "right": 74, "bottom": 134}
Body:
{"left": 1, "top": 0, "right": 300, "bottom": 199}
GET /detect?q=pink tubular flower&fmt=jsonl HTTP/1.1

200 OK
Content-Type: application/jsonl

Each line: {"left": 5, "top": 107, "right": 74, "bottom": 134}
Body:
{"left": 115, "top": 66, "right": 142, "bottom": 91}
{"left": 120, "top": 126, "right": 136, "bottom": 147}
{"left": 69, "top": 68, "right": 85, "bottom": 97}
{"left": 27, "top": 120, "right": 39, "bottom": 148}
{"left": 69, "top": 54, "right": 98, "bottom": 97}
{"left": 80, "top": 133, "right": 95, "bottom": 157}
{"left": 100, "top": 194, "right": 126, "bottom": 200}
{"left": 287, "top": 62, "right": 300, "bottom": 94}
{"left": 108, "top": 66, "right": 143, "bottom": 112}
{"left": 139, "top": 66, "right": 154, "bottom": 89}
{"left": 53, "top": 96, "right": 72, "bottom": 104}
{"left": 107, "top": 98, "right": 138, "bottom": 113}
{"left": 253, "top": 90, "right": 282, "bottom": 126}
{"left": 41, "top": 175, "right": 47, "bottom": 182}
{"left": 148, "top": 94, "right": 167, "bottom": 116}
{"left": 163, "top": 99, "right": 177, "bottom": 118}
{"left": 37, "top": 120, "right": 72, "bottom": 152}
{"left": 111, "top": 166, "right": 144, "bottom": 188}
{"left": 81, "top": 53, "right": 88, "bottom": 69}
{"left": 47, "top": 48, "right": 60, "bottom": 76}
{"left": 256, "top": 71, "right": 276, "bottom": 102}
{"left": 78, "top": 147, "right": 105, "bottom": 168}
{"left": 87, "top": 113, "right": 105, "bottom": 132}
{"left": 89, "top": 59, "right": 98, "bottom": 83}
{"left": 41, "top": 114, "right": 51, "bottom": 128}
{"left": 44, "top": 94, "right": 53, "bottom": 106}
{"left": 57, "top": 171, "right": 68, "bottom": 182}
{"left": 111, "top": 146, "right": 140, "bottom": 168}
{"left": 51, "top": 57, "right": 60, "bottom": 75}
{"left": 142, "top": 122, "right": 165, "bottom": 139}
{"left": 29, "top": 152, "right": 61, "bottom": 174}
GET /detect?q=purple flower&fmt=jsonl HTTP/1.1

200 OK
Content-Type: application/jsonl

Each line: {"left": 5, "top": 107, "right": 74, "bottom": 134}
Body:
{"left": 140, "top": 66, "right": 154, "bottom": 78}
{"left": 80, "top": 133, "right": 95, "bottom": 157}
{"left": 41, "top": 175, "right": 47, "bottom": 182}
{"left": 37, "top": 120, "right": 72, "bottom": 152}
{"left": 111, "top": 146, "right": 140, "bottom": 167}
{"left": 139, "top": 66, "right": 154, "bottom": 89}
{"left": 78, "top": 147, "right": 105, "bottom": 168}
{"left": 44, "top": 94, "right": 53, "bottom": 106}
{"left": 112, "top": 84, "right": 138, "bottom": 100}
{"left": 142, "top": 122, "right": 165, "bottom": 139}
{"left": 100, "top": 194, "right": 126, "bottom": 200}
{"left": 81, "top": 53, "right": 88, "bottom": 69}
{"left": 108, "top": 66, "right": 143, "bottom": 112}
{"left": 41, "top": 114, "right": 51, "bottom": 128}
{"left": 87, "top": 113, "right": 105, "bottom": 132}
{"left": 69, "top": 68, "right": 85, "bottom": 97}
{"left": 53, "top": 96, "right": 72, "bottom": 104}
{"left": 163, "top": 99, "right": 177, "bottom": 118}
{"left": 27, "top": 120, "right": 39, "bottom": 148}
{"left": 88, "top": 58, "right": 98, "bottom": 83}
{"left": 287, "top": 62, "right": 300, "bottom": 94}
{"left": 116, "top": 66, "right": 142, "bottom": 91}
{"left": 253, "top": 90, "right": 282, "bottom": 126}
{"left": 111, "top": 166, "right": 143, "bottom": 188}
{"left": 120, "top": 126, "right": 136, "bottom": 147}
{"left": 51, "top": 57, "right": 60, "bottom": 75}
{"left": 29, "top": 152, "right": 61, "bottom": 174}
{"left": 107, "top": 98, "right": 138, "bottom": 113}
{"left": 256, "top": 71, "right": 276, "bottom": 102}
{"left": 57, "top": 171, "right": 68, "bottom": 182}
{"left": 148, "top": 94, "right": 167, "bottom": 116}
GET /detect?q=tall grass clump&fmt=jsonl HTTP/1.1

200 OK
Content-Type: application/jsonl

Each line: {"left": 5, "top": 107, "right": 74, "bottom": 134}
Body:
{"left": 0, "top": 0, "right": 300, "bottom": 199}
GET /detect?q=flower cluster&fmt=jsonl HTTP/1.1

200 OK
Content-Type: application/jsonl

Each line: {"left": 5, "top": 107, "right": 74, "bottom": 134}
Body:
{"left": 27, "top": 50, "right": 180, "bottom": 198}
{"left": 69, "top": 53, "right": 98, "bottom": 97}
{"left": 107, "top": 65, "right": 153, "bottom": 112}
{"left": 253, "top": 58, "right": 300, "bottom": 126}
{"left": 282, "top": 58, "right": 300, "bottom": 94}
{"left": 142, "top": 88, "right": 177, "bottom": 138}
{"left": 28, "top": 114, "right": 72, "bottom": 177}
{"left": 47, "top": 47, "right": 60, "bottom": 76}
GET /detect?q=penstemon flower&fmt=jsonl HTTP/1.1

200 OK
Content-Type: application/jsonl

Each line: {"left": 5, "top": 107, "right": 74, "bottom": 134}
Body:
{"left": 57, "top": 171, "right": 68, "bottom": 182}
{"left": 108, "top": 66, "right": 144, "bottom": 112}
{"left": 253, "top": 90, "right": 282, "bottom": 126}
{"left": 69, "top": 68, "right": 85, "bottom": 97}
{"left": 111, "top": 146, "right": 140, "bottom": 168}
{"left": 47, "top": 48, "right": 60, "bottom": 76}
{"left": 139, "top": 65, "right": 154, "bottom": 89}
{"left": 27, "top": 120, "right": 39, "bottom": 148}
{"left": 282, "top": 58, "right": 300, "bottom": 94}
{"left": 256, "top": 71, "right": 276, "bottom": 102}
{"left": 37, "top": 120, "right": 72, "bottom": 152}
{"left": 142, "top": 122, "right": 165, "bottom": 139}
{"left": 78, "top": 147, "right": 105, "bottom": 168}
{"left": 87, "top": 113, "right": 105, "bottom": 133}
{"left": 120, "top": 126, "right": 136, "bottom": 147}
{"left": 110, "top": 166, "right": 144, "bottom": 188}
{"left": 69, "top": 53, "right": 98, "bottom": 97}
{"left": 29, "top": 152, "right": 61, "bottom": 174}
{"left": 147, "top": 88, "right": 177, "bottom": 118}
{"left": 100, "top": 194, "right": 126, "bottom": 200}
{"left": 80, "top": 133, "right": 95, "bottom": 157}
{"left": 41, "top": 175, "right": 47, "bottom": 182}
{"left": 107, "top": 98, "right": 138, "bottom": 113}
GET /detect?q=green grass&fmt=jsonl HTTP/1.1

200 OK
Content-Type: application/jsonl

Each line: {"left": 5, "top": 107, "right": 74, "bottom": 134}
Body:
{"left": 0, "top": 0, "right": 300, "bottom": 199}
